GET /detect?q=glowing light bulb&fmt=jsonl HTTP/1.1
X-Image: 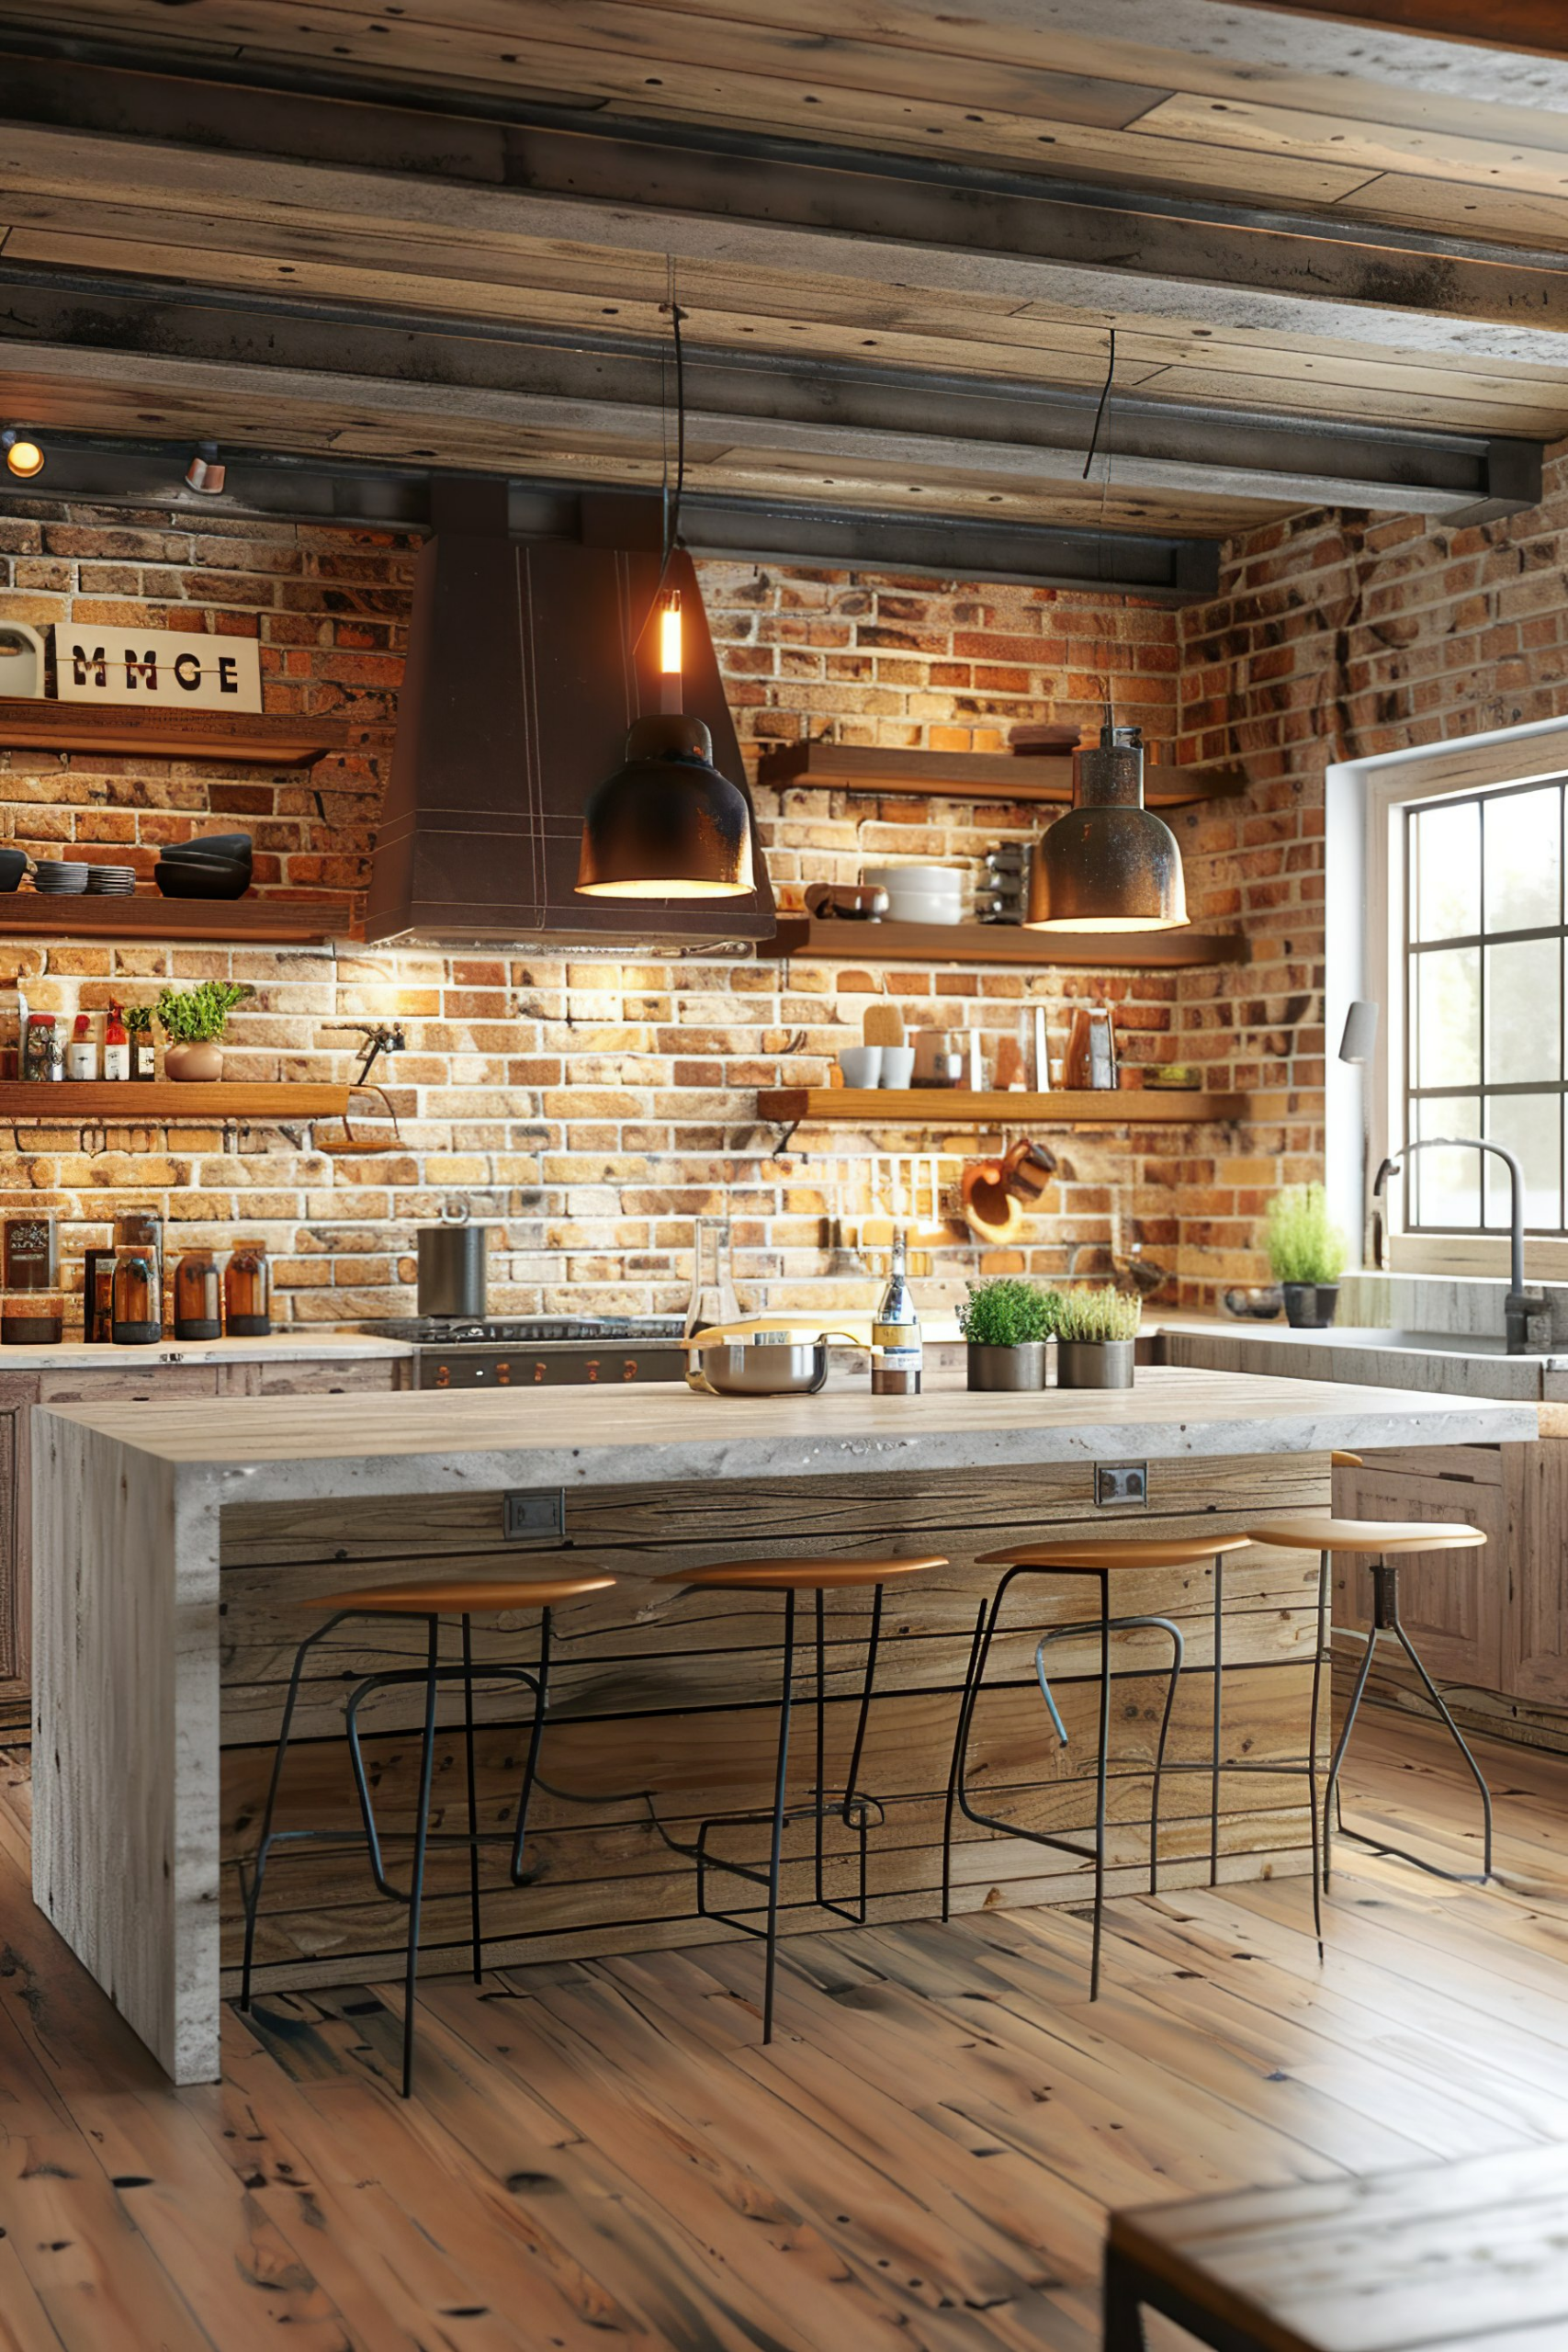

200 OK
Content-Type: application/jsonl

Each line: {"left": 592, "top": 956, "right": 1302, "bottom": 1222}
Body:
{"left": 660, "top": 593, "right": 682, "bottom": 676}
{"left": 3, "top": 433, "right": 43, "bottom": 480}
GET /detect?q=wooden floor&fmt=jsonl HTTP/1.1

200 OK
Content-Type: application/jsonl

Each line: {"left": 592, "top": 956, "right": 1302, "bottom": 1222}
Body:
{"left": 1, "top": 1708, "right": 1565, "bottom": 2351}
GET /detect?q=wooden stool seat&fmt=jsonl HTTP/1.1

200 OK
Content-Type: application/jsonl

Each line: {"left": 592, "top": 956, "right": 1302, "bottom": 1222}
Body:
{"left": 975, "top": 1535, "right": 1252, "bottom": 1572}
{"left": 306, "top": 1573, "right": 615, "bottom": 1614}
{"left": 657, "top": 1555, "right": 943, "bottom": 1591}
{"left": 1252, "top": 1516, "right": 1486, "bottom": 1555}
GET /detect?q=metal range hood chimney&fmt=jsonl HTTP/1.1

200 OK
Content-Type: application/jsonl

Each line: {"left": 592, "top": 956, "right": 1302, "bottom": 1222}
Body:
{"left": 367, "top": 481, "right": 774, "bottom": 946}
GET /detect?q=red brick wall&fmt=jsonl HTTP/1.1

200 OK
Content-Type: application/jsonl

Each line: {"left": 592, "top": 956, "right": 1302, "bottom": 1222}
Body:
{"left": 0, "top": 484, "right": 1445, "bottom": 1328}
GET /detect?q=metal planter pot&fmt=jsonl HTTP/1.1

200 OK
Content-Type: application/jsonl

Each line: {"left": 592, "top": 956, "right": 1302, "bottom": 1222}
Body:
{"left": 966, "top": 1341, "right": 1048, "bottom": 1392}
{"left": 1282, "top": 1282, "right": 1339, "bottom": 1329}
{"left": 1056, "top": 1339, "right": 1135, "bottom": 1390}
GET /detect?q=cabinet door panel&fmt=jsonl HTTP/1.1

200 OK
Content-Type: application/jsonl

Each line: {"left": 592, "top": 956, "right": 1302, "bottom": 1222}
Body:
{"left": 1334, "top": 1464, "right": 1503, "bottom": 1688}
{"left": 36, "top": 1367, "right": 220, "bottom": 1404}
{"left": 1504, "top": 1440, "right": 1568, "bottom": 1706}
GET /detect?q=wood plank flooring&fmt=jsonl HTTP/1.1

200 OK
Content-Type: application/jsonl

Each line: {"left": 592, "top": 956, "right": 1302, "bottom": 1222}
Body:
{"left": 2, "top": 1707, "right": 1566, "bottom": 2350}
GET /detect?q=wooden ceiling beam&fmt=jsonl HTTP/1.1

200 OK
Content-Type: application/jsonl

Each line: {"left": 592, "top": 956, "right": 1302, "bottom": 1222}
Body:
{"left": 6, "top": 54, "right": 1568, "bottom": 370}
{"left": 0, "top": 266, "right": 1538, "bottom": 524}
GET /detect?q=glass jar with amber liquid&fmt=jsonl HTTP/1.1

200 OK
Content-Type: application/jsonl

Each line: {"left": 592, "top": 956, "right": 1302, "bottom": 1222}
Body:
{"left": 111, "top": 1248, "right": 162, "bottom": 1345}
{"left": 224, "top": 1239, "right": 271, "bottom": 1338}
{"left": 174, "top": 1250, "right": 222, "bottom": 1341}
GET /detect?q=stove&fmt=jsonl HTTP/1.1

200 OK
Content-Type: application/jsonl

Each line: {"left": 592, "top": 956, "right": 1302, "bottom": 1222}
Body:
{"left": 375, "top": 1315, "right": 690, "bottom": 1389}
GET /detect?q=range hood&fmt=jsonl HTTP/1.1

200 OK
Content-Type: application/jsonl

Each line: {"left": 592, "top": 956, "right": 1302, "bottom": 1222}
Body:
{"left": 367, "top": 480, "right": 775, "bottom": 946}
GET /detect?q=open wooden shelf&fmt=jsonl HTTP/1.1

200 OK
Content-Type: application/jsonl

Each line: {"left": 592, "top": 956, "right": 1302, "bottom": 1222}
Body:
{"left": 0, "top": 1082, "right": 349, "bottom": 1120}
{"left": 0, "top": 895, "right": 355, "bottom": 944}
{"left": 0, "top": 699, "right": 379, "bottom": 769}
{"left": 757, "top": 1087, "right": 1250, "bottom": 1127}
{"left": 757, "top": 742, "right": 1247, "bottom": 808}
{"left": 766, "top": 917, "right": 1248, "bottom": 968}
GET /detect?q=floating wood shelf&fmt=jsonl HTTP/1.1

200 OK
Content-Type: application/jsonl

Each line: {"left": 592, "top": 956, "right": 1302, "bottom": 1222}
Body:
{"left": 766, "top": 917, "right": 1249, "bottom": 968}
{"left": 0, "top": 1082, "right": 349, "bottom": 1121}
{"left": 757, "top": 1087, "right": 1250, "bottom": 1128}
{"left": 757, "top": 742, "right": 1247, "bottom": 808}
{"left": 0, "top": 699, "right": 380, "bottom": 769}
{"left": 0, "top": 895, "right": 355, "bottom": 944}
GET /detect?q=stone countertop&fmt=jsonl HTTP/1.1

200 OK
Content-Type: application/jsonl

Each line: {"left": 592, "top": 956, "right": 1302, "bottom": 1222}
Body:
{"left": 36, "top": 1363, "right": 1538, "bottom": 1502}
{"left": 1162, "top": 1319, "right": 1561, "bottom": 1404}
{"left": 0, "top": 1331, "right": 415, "bottom": 1370}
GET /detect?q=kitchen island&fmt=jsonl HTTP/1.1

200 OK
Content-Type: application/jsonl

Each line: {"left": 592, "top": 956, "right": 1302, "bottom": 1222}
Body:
{"left": 31, "top": 1366, "right": 1536, "bottom": 2082}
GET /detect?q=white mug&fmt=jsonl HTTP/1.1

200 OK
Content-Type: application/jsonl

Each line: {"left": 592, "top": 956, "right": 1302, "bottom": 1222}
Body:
{"left": 879, "top": 1046, "right": 915, "bottom": 1088}
{"left": 839, "top": 1046, "right": 884, "bottom": 1087}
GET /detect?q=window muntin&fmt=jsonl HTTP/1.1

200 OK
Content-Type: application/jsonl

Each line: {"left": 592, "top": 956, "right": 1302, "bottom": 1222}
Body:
{"left": 1404, "top": 776, "right": 1568, "bottom": 1236}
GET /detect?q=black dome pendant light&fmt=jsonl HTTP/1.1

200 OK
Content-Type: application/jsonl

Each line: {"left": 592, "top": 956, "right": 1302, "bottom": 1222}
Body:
{"left": 576, "top": 289, "right": 755, "bottom": 900}
{"left": 1025, "top": 332, "right": 1188, "bottom": 934}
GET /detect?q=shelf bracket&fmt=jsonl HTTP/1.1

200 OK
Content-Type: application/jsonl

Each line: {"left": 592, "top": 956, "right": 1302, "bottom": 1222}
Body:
{"left": 772, "top": 1119, "right": 801, "bottom": 1157}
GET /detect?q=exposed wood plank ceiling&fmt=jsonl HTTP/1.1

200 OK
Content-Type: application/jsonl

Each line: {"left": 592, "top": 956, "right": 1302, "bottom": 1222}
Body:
{"left": 0, "top": 0, "right": 1566, "bottom": 586}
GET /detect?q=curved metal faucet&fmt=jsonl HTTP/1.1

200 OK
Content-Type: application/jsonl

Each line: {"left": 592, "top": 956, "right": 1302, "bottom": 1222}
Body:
{"left": 1373, "top": 1136, "right": 1545, "bottom": 1354}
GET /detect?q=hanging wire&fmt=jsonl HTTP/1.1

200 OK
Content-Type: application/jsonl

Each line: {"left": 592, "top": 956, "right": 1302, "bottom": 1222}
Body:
{"left": 1082, "top": 325, "right": 1118, "bottom": 715}
{"left": 633, "top": 261, "right": 688, "bottom": 656}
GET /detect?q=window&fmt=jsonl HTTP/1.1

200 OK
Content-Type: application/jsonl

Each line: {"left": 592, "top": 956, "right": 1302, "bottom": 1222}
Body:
{"left": 1404, "top": 775, "right": 1565, "bottom": 1238}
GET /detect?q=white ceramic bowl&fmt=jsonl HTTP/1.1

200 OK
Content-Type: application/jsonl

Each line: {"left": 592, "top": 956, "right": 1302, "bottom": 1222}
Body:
{"left": 885, "top": 893, "right": 966, "bottom": 926}
{"left": 838, "top": 1045, "right": 884, "bottom": 1087}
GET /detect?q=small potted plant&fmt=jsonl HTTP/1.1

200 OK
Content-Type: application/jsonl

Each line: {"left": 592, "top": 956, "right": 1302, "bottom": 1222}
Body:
{"left": 154, "top": 980, "right": 253, "bottom": 1082}
{"left": 1266, "top": 1183, "right": 1348, "bottom": 1329}
{"left": 956, "top": 1277, "right": 1058, "bottom": 1391}
{"left": 1055, "top": 1286, "right": 1142, "bottom": 1389}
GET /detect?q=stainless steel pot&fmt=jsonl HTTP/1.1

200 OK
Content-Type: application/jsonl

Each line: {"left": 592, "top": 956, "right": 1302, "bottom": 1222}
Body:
{"left": 683, "top": 1321, "right": 876, "bottom": 1396}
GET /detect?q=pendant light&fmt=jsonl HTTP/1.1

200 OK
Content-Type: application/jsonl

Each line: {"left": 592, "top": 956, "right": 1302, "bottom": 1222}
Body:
{"left": 1024, "top": 334, "right": 1188, "bottom": 934}
{"left": 576, "top": 296, "right": 756, "bottom": 901}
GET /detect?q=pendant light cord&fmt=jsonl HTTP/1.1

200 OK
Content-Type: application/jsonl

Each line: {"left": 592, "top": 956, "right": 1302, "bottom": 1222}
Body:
{"left": 1084, "top": 326, "right": 1117, "bottom": 722}
{"left": 635, "top": 280, "right": 688, "bottom": 655}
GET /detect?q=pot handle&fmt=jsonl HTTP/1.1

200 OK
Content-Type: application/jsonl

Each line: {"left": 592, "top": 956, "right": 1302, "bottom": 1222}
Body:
{"left": 682, "top": 1321, "right": 885, "bottom": 1353}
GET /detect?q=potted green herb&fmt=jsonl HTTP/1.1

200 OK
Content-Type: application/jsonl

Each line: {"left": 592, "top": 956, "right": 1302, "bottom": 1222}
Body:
{"left": 1266, "top": 1183, "right": 1347, "bottom": 1329}
{"left": 1055, "top": 1286, "right": 1142, "bottom": 1390}
{"left": 154, "top": 980, "right": 253, "bottom": 1082}
{"left": 956, "top": 1277, "right": 1058, "bottom": 1391}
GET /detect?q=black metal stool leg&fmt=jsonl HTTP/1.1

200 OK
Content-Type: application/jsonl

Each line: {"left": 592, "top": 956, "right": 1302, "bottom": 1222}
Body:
{"left": 1309, "top": 1549, "right": 1328, "bottom": 1957}
{"left": 1091, "top": 1571, "right": 1111, "bottom": 2002}
{"left": 1323, "top": 1579, "right": 1379, "bottom": 1893}
{"left": 1390, "top": 1610, "right": 1495, "bottom": 1876}
{"left": 400, "top": 1614, "right": 441, "bottom": 2099}
{"left": 1210, "top": 1550, "right": 1224, "bottom": 1887}
{"left": 240, "top": 1611, "right": 352, "bottom": 2012}
{"left": 762, "top": 1589, "right": 796, "bottom": 2044}
{"left": 461, "top": 1612, "right": 484, "bottom": 1984}
{"left": 509, "top": 1608, "right": 552, "bottom": 1884}
{"left": 942, "top": 1600, "right": 988, "bottom": 1922}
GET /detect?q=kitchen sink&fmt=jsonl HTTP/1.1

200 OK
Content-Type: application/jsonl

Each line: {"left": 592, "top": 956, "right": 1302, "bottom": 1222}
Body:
{"left": 1319, "top": 1327, "right": 1526, "bottom": 1358}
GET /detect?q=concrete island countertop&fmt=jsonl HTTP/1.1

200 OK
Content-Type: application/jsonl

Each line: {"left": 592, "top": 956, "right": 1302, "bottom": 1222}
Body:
{"left": 37, "top": 1363, "right": 1539, "bottom": 1499}
{"left": 0, "top": 1330, "right": 414, "bottom": 1370}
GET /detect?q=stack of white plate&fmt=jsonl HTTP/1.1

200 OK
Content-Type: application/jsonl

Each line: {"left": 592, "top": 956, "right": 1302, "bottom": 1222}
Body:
{"left": 85, "top": 865, "right": 137, "bottom": 894}
{"left": 32, "top": 861, "right": 89, "bottom": 895}
{"left": 860, "top": 864, "right": 968, "bottom": 925}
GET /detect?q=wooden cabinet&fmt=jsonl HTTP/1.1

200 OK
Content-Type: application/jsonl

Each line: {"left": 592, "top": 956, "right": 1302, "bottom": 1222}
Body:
{"left": 0, "top": 1351, "right": 407, "bottom": 1736}
{"left": 1334, "top": 1447, "right": 1506, "bottom": 1690}
{"left": 1500, "top": 1438, "right": 1568, "bottom": 1708}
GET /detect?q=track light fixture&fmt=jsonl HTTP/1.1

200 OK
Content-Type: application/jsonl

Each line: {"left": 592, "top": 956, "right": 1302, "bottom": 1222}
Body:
{"left": 184, "top": 440, "right": 226, "bottom": 495}
{"left": 2, "top": 430, "right": 43, "bottom": 480}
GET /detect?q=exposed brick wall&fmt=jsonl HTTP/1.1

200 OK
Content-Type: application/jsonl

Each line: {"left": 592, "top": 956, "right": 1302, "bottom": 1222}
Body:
{"left": 1, "top": 482, "right": 1450, "bottom": 1328}
{"left": 1169, "top": 442, "right": 1568, "bottom": 1302}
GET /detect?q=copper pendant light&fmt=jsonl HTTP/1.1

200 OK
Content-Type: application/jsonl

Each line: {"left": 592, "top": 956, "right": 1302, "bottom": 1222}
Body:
{"left": 1025, "top": 719, "right": 1187, "bottom": 933}
{"left": 577, "top": 300, "right": 758, "bottom": 901}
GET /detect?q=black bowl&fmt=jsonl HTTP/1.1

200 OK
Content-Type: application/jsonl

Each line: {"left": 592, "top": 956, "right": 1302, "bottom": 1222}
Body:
{"left": 162, "top": 832, "right": 254, "bottom": 865}
{"left": 0, "top": 849, "right": 29, "bottom": 893}
{"left": 154, "top": 860, "right": 252, "bottom": 901}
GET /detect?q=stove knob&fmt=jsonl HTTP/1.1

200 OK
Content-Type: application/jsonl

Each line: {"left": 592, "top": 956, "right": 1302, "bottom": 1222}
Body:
{"left": 497, "top": 1361, "right": 512, "bottom": 1385}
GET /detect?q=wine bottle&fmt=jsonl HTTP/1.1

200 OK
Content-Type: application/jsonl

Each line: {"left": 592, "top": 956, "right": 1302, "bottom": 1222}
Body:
{"left": 871, "top": 1225, "right": 922, "bottom": 1397}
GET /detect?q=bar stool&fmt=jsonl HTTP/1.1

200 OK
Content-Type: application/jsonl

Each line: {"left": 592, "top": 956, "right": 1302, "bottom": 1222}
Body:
{"left": 1251, "top": 1510, "right": 1493, "bottom": 1888}
{"left": 942, "top": 1536, "right": 1267, "bottom": 1996}
{"left": 239, "top": 1568, "right": 615, "bottom": 2096}
{"left": 649, "top": 1553, "right": 944, "bottom": 2041}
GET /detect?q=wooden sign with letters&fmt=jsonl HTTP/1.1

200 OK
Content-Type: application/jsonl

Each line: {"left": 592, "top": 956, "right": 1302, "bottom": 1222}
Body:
{"left": 53, "top": 624, "right": 263, "bottom": 713}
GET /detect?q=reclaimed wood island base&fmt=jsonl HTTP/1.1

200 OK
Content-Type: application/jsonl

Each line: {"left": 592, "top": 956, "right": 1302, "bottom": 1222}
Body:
{"left": 30, "top": 1368, "right": 1535, "bottom": 2083}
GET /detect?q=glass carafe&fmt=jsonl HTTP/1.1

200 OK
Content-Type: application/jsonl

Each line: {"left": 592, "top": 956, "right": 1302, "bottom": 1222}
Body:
{"left": 174, "top": 1250, "right": 222, "bottom": 1341}
{"left": 224, "top": 1239, "right": 271, "bottom": 1337}
{"left": 682, "top": 1216, "right": 742, "bottom": 1391}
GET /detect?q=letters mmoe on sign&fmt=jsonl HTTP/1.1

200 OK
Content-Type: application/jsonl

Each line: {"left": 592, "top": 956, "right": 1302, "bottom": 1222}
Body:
{"left": 54, "top": 624, "right": 262, "bottom": 714}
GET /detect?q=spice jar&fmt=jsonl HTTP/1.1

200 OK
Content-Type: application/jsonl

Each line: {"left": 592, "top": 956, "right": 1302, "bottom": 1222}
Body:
{"left": 111, "top": 1247, "right": 162, "bottom": 1346}
{"left": 2, "top": 1212, "right": 55, "bottom": 1294}
{"left": 23, "top": 1012, "right": 62, "bottom": 1081}
{"left": 85, "top": 1249, "right": 117, "bottom": 1344}
{"left": 224, "top": 1239, "right": 271, "bottom": 1338}
{"left": 173, "top": 1249, "right": 221, "bottom": 1342}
